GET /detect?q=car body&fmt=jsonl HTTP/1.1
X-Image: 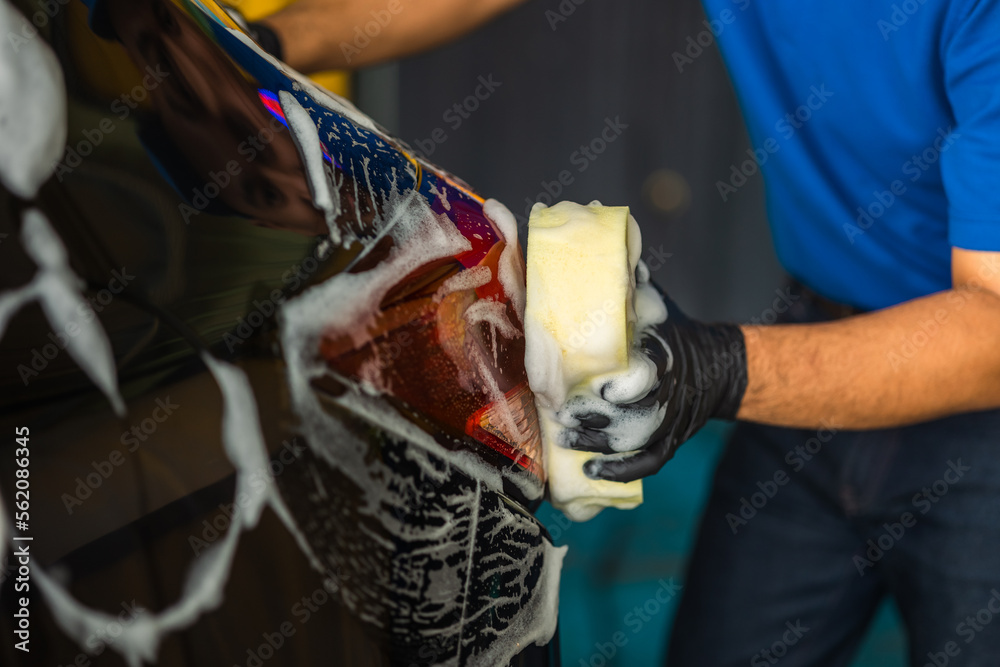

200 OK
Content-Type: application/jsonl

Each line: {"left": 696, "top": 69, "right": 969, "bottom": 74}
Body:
{"left": 0, "top": 0, "right": 563, "bottom": 664}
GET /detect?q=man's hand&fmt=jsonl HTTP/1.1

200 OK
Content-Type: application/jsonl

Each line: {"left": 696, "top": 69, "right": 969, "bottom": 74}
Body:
{"left": 559, "top": 264, "right": 748, "bottom": 483}
{"left": 260, "top": 0, "right": 530, "bottom": 72}
{"left": 737, "top": 247, "right": 1000, "bottom": 428}
{"left": 561, "top": 247, "right": 1000, "bottom": 484}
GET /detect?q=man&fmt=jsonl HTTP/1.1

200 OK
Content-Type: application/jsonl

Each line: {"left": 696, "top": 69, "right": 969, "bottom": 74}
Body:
{"left": 260, "top": 1, "right": 1000, "bottom": 663}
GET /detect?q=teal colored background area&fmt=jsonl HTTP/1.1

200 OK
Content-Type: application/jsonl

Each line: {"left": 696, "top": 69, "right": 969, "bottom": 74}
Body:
{"left": 541, "top": 422, "right": 908, "bottom": 667}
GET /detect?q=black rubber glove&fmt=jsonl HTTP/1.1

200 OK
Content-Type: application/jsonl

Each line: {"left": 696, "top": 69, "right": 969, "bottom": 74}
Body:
{"left": 559, "top": 267, "right": 748, "bottom": 483}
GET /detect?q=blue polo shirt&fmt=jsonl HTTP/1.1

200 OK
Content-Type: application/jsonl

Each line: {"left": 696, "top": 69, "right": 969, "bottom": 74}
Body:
{"left": 701, "top": 0, "right": 1000, "bottom": 310}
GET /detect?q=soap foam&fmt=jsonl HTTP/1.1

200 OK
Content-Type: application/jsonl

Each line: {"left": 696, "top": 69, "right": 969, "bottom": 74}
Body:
{"left": 0, "top": 1, "right": 66, "bottom": 198}
{"left": 279, "top": 90, "right": 341, "bottom": 243}
{"left": 463, "top": 297, "right": 521, "bottom": 341}
{"left": 0, "top": 209, "right": 125, "bottom": 416}
{"left": 483, "top": 199, "right": 526, "bottom": 323}
{"left": 435, "top": 264, "right": 492, "bottom": 303}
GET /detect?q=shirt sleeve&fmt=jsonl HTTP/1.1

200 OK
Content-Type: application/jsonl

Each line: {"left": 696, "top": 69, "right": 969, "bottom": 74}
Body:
{"left": 940, "top": 0, "right": 1000, "bottom": 251}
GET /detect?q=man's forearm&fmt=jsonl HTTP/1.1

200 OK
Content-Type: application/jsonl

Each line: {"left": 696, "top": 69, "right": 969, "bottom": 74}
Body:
{"left": 737, "top": 287, "right": 1000, "bottom": 429}
{"left": 262, "top": 0, "right": 529, "bottom": 71}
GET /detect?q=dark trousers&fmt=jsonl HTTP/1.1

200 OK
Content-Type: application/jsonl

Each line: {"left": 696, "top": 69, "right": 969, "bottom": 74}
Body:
{"left": 667, "top": 289, "right": 1000, "bottom": 666}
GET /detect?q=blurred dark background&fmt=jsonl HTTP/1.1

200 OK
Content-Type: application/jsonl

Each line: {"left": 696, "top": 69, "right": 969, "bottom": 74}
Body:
{"left": 355, "top": 0, "right": 908, "bottom": 664}
{"left": 364, "top": 0, "right": 785, "bottom": 322}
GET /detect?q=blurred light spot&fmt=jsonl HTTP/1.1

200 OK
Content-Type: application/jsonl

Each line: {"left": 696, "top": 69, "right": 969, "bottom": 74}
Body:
{"left": 643, "top": 169, "right": 691, "bottom": 217}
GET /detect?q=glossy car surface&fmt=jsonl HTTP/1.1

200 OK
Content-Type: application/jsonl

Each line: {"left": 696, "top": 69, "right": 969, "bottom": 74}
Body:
{"left": 0, "top": 1, "right": 562, "bottom": 664}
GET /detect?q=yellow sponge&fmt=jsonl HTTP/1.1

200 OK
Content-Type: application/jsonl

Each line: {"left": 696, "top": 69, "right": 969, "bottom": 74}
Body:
{"left": 525, "top": 201, "right": 643, "bottom": 522}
